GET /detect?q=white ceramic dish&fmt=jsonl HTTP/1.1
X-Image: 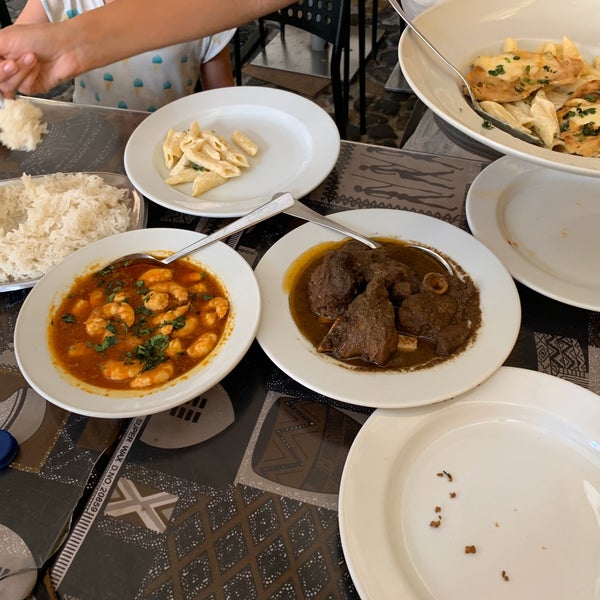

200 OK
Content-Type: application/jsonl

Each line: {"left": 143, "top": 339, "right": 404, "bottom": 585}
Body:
{"left": 339, "top": 366, "right": 600, "bottom": 600}
{"left": 14, "top": 228, "right": 260, "bottom": 418}
{"left": 254, "top": 209, "right": 521, "bottom": 408}
{"left": 466, "top": 156, "right": 600, "bottom": 310}
{"left": 124, "top": 86, "right": 340, "bottom": 217}
{"left": 398, "top": 0, "right": 600, "bottom": 177}
{"left": 0, "top": 172, "right": 146, "bottom": 292}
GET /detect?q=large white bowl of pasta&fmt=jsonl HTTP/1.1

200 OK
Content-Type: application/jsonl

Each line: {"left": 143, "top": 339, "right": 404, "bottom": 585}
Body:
{"left": 399, "top": 0, "right": 600, "bottom": 176}
{"left": 14, "top": 227, "right": 261, "bottom": 419}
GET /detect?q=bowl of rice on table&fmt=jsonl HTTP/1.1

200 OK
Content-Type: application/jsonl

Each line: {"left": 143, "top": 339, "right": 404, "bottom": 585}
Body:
{"left": 0, "top": 172, "right": 146, "bottom": 292}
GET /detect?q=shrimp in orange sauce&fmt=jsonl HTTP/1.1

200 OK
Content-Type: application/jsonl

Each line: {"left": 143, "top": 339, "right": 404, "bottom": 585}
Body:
{"left": 49, "top": 259, "right": 230, "bottom": 390}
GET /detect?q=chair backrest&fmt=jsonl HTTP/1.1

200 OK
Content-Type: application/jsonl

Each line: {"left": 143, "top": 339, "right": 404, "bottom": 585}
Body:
{"left": 261, "top": 0, "right": 348, "bottom": 48}
{"left": 0, "top": 0, "right": 12, "bottom": 28}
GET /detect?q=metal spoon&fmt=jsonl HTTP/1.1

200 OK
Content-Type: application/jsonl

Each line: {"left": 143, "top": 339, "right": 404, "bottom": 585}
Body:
{"left": 389, "top": 0, "right": 543, "bottom": 147}
{"left": 283, "top": 197, "right": 380, "bottom": 249}
{"left": 280, "top": 195, "right": 454, "bottom": 275}
{"left": 101, "top": 192, "right": 296, "bottom": 270}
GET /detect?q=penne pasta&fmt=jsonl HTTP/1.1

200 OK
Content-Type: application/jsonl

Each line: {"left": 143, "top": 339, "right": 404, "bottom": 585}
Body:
{"left": 232, "top": 130, "right": 258, "bottom": 156}
{"left": 162, "top": 129, "right": 185, "bottom": 169}
{"left": 192, "top": 171, "right": 227, "bottom": 196}
{"left": 468, "top": 35, "right": 600, "bottom": 156}
{"left": 183, "top": 146, "right": 241, "bottom": 178}
{"left": 161, "top": 123, "right": 259, "bottom": 196}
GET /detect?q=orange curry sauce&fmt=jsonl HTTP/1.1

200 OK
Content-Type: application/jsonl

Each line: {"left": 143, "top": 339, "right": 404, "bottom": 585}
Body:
{"left": 49, "top": 259, "right": 230, "bottom": 390}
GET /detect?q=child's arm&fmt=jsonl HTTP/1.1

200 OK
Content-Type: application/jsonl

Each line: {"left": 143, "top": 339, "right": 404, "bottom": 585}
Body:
{"left": 0, "top": 0, "right": 292, "bottom": 97}
{"left": 14, "top": 0, "right": 51, "bottom": 24}
{"left": 201, "top": 46, "right": 235, "bottom": 90}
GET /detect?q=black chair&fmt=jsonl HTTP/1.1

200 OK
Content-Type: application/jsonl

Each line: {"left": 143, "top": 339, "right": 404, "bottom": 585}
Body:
{"left": 0, "top": 0, "right": 12, "bottom": 28}
{"left": 258, "top": 0, "right": 351, "bottom": 139}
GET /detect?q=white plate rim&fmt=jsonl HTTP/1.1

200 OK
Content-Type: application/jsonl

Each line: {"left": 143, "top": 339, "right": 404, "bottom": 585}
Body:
{"left": 397, "top": 0, "right": 600, "bottom": 178}
{"left": 14, "top": 227, "right": 260, "bottom": 418}
{"left": 123, "top": 86, "right": 340, "bottom": 217}
{"left": 0, "top": 172, "right": 147, "bottom": 292}
{"left": 338, "top": 366, "right": 600, "bottom": 599}
{"left": 254, "top": 208, "right": 521, "bottom": 408}
{"left": 465, "top": 155, "right": 600, "bottom": 310}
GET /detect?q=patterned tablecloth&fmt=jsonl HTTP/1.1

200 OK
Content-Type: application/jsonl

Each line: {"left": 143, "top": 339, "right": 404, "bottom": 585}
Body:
{"left": 0, "top": 98, "right": 598, "bottom": 600}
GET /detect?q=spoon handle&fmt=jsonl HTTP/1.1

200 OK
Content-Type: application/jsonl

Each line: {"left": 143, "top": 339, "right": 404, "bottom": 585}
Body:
{"left": 284, "top": 199, "right": 380, "bottom": 249}
{"left": 388, "top": 0, "right": 466, "bottom": 84}
{"left": 163, "top": 192, "right": 295, "bottom": 264}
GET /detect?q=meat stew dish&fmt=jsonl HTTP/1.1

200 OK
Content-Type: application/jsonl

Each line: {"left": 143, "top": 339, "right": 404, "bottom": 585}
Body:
{"left": 288, "top": 239, "right": 482, "bottom": 371}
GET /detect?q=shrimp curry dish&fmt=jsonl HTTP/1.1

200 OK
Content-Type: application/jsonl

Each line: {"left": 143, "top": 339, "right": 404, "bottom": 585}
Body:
{"left": 49, "top": 260, "right": 230, "bottom": 390}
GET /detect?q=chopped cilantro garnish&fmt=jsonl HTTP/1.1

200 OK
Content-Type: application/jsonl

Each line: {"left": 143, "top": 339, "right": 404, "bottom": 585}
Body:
{"left": 488, "top": 65, "right": 505, "bottom": 77}
{"left": 129, "top": 334, "right": 170, "bottom": 372}
{"left": 94, "top": 335, "right": 117, "bottom": 352}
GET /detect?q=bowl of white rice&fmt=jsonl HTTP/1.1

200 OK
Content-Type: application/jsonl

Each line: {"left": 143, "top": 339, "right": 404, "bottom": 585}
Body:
{"left": 0, "top": 171, "right": 146, "bottom": 291}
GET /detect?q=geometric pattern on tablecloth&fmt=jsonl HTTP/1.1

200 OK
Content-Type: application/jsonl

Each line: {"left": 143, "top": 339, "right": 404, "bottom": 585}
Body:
{"left": 105, "top": 477, "right": 178, "bottom": 533}
{"left": 235, "top": 392, "right": 365, "bottom": 511}
{"left": 308, "top": 143, "right": 480, "bottom": 229}
{"left": 534, "top": 332, "right": 588, "bottom": 387}
{"left": 135, "top": 483, "right": 358, "bottom": 600}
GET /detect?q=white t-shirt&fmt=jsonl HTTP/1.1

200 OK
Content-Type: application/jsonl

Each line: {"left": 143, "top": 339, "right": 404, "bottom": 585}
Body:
{"left": 42, "top": 0, "right": 236, "bottom": 111}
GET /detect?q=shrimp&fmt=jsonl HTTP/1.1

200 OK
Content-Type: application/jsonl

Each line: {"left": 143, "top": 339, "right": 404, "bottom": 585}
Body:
{"left": 111, "top": 291, "right": 130, "bottom": 303}
{"left": 102, "top": 359, "right": 143, "bottom": 381}
{"left": 140, "top": 268, "right": 173, "bottom": 285}
{"left": 143, "top": 290, "right": 170, "bottom": 312}
{"left": 67, "top": 342, "right": 92, "bottom": 358}
{"left": 70, "top": 298, "right": 91, "bottom": 320}
{"left": 200, "top": 297, "right": 229, "bottom": 328}
{"left": 149, "top": 281, "right": 188, "bottom": 305}
{"left": 129, "top": 362, "right": 174, "bottom": 388}
{"left": 186, "top": 332, "right": 218, "bottom": 358}
{"left": 190, "top": 281, "right": 209, "bottom": 295}
{"left": 179, "top": 270, "right": 205, "bottom": 284}
{"left": 166, "top": 338, "right": 184, "bottom": 358}
{"left": 85, "top": 308, "right": 110, "bottom": 337}
{"left": 89, "top": 289, "right": 105, "bottom": 308}
{"left": 152, "top": 304, "right": 190, "bottom": 335}
{"left": 102, "top": 302, "right": 135, "bottom": 327}
{"left": 172, "top": 314, "right": 199, "bottom": 338}
{"left": 85, "top": 302, "right": 135, "bottom": 338}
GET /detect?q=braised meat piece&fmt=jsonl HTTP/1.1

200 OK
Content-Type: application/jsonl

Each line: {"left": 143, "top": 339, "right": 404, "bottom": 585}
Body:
{"left": 397, "top": 291, "right": 458, "bottom": 337}
{"left": 436, "top": 323, "right": 473, "bottom": 356}
{"left": 299, "top": 240, "right": 481, "bottom": 369}
{"left": 308, "top": 248, "right": 364, "bottom": 318}
{"left": 341, "top": 241, "right": 421, "bottom": 304}
{"left": 318, "top": 279, "right": 398, "bottom": 365}
{"left": 398, "top": 273, "right": 478, "bottom": 356}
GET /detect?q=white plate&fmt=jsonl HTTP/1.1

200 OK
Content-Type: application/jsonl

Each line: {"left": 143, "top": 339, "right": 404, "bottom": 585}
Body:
{"left": 466, "top": 156, "right": 600, "bottom": 310}
{"left": 0, "top": 172, "right": 146, "bottom": 292}
{"left": 254, "top": 209, "right": 520, "bottom": 408}
{"left": 398, "top": 0, "right": 600, "bottom": 178}
{"left": 124, "top": 86, "right": 340, "bottom": 217}
{"left": 339, "top": 367, "right": 600, "bottom": 600}
{"left": 14, "top": 228, "right": 260, "bottom": 418}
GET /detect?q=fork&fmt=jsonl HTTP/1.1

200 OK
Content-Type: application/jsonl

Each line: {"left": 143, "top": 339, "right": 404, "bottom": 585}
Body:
{"left": 388, "top": 0, "right": 543, "bottom": 147}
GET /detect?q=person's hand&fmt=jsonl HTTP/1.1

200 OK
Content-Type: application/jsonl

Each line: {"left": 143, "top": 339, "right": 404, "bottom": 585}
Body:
{"left": 0, "top": 53, "right": 39, "bottom": 98}
{"left": 0, "top": 23, "right": 78, "bottom": 96}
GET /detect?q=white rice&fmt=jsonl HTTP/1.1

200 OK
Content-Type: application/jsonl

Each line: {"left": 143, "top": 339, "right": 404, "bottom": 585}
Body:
{"left": 0, "top": 98, "right": 48, "bottom": 151}
{"left": 0, "top": 172, "right": 132, "bottom": 282}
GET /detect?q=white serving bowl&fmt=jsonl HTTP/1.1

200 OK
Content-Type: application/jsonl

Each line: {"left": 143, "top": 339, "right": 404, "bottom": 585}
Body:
{"left": 399, "top": 0, "right": 600, "bottom": 177}
{"left": 14, "top": 228, "right": 260, "bottom": 418}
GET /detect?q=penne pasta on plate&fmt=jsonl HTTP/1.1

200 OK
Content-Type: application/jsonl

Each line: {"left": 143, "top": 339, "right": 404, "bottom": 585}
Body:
{"left": 465, "top": 36, "right": 600, "bottom": 156}
{"left": 161, "top": 122, "right": 259, "bottom": 197}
